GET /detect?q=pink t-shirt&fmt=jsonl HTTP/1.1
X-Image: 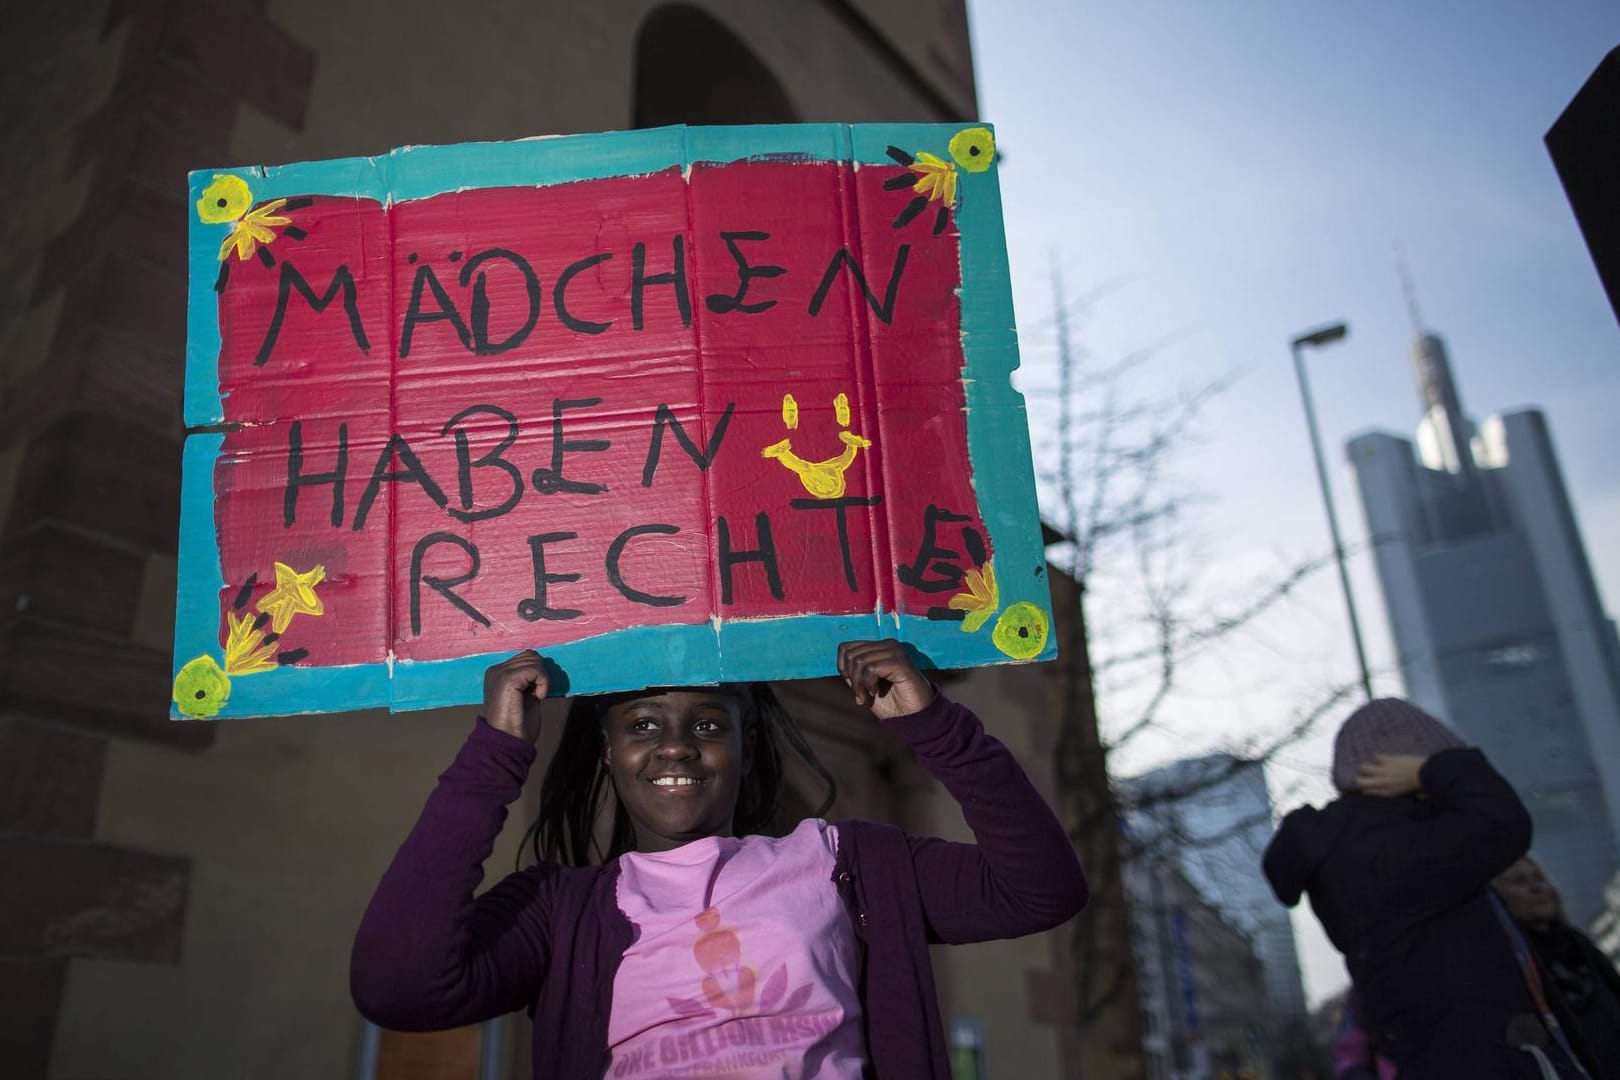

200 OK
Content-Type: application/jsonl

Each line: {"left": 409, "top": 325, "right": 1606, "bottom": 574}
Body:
{"left": 607, "top": 818, "right": 866, "bottom": 1079}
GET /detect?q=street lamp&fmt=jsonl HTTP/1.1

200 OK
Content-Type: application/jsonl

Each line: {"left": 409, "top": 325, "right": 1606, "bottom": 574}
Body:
{"left": 1290, "top": 322, "right": 1374, "bottom": 701}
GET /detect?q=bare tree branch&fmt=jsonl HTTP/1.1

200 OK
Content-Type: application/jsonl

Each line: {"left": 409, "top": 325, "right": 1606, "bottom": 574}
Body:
{"left": 1097, "top": 550, "right": 1340, "bottom": 677}
{"left": 1037, "top": 267, "right": 1350, "bottom": 1077}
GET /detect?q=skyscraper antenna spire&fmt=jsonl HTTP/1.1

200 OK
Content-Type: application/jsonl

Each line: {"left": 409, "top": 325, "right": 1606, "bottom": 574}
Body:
{"left": 1394, "top": 243, "right": 1424, "bottom": 335}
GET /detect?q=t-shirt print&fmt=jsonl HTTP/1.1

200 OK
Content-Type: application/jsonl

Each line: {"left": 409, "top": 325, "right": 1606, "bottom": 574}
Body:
{"left": 608, "top": 819, "right": 865, "bottom": 1078}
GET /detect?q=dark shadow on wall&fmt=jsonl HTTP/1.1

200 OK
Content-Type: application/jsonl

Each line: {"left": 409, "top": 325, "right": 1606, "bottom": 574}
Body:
{"left": 633, "top": 4, "right": 799, "bottom": 127}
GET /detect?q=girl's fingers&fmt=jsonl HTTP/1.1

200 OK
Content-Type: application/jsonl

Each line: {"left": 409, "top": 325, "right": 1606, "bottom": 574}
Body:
{"left": 838, "top": 640, "right": 883, "bottom": 675}
{"left": 839, "top": 640, "right": 904, "bottom": 674}
{"left": 839, "top": 642, "right": 889, "bottom": 684}
{"left": 836, "top": 640, "right": 919, "bottom": 708}
{"left": 837, "top": 641, "right": 880, "bottom": 703}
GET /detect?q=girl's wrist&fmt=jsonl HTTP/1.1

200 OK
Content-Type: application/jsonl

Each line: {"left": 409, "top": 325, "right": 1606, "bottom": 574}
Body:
{"left": 476, "top": 715, "right": 539, "bottom": 751}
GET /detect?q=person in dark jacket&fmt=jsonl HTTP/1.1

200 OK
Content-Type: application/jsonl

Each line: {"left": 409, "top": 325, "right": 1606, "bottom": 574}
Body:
{"left": 1263, "top": 697, "right": 1537, "bottom": 1078}
{"left": 1494, "top": 856, "right": 1620, "bottom": 1078}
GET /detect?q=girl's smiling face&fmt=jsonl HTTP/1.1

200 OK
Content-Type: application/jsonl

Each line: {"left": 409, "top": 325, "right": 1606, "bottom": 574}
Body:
{"left": 601, "top": 689, "right": 753, "bottom": 854}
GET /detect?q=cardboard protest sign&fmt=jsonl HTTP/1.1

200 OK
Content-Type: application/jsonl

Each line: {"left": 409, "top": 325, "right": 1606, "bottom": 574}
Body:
{"left": 175, "top": 124, "right": 1052, "bottom": 719}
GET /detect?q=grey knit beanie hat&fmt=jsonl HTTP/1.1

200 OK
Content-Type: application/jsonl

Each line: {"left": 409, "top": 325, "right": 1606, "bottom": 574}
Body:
{"left": 1331, "top": 697, "right": 1468, "bottom": 794}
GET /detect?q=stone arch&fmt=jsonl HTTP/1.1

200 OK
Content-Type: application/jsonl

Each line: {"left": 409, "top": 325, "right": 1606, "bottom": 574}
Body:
{"left": 632, "top": 4, "right": 799, "bottom": 127}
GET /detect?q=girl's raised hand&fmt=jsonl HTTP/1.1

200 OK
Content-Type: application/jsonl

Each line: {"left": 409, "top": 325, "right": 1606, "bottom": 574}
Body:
{"left": 837, "top": 640, "right": 935, "bottom": 721}
{"left": 482, "top": 650, "right": 548, "bottom": 744}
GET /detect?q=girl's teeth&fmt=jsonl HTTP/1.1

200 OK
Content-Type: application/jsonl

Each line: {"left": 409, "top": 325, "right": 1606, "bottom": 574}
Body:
{"left": 654, "top": 777, "right": 697, "bottom": 786}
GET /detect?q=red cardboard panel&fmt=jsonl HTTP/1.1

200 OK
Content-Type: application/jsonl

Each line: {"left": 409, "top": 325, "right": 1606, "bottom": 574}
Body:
{"left": 176, "top": 125, "right": 1052, "bottom": 718}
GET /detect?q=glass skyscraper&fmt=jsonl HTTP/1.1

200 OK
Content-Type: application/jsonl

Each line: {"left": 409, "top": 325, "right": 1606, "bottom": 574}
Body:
{"left": 1348, "top": 327, "right": 1620, "bottom": 925}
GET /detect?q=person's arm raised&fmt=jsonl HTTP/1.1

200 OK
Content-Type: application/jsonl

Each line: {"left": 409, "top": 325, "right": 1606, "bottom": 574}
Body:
{"left": 350, "top": 651, "right": 553, "bottom": 1030}
{"left": 1368, "top": 748, "right": 1532, "bottom": 920}
{"left": 836, "top": 640, "right": 1088, "bottom": 943}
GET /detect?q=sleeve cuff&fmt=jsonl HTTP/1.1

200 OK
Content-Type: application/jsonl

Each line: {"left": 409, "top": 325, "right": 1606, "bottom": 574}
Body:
{"left": 1418, "top": 746, "right": 1483, "bottom": 794}
{"left": 882, "top": 687, "right": 965, "bottom": 746}
{"left": 470, "top": 716, "right": 539, "bottom": 765}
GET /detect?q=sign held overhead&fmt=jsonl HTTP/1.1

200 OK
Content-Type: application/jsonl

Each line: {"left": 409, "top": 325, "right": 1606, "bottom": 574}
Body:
{"left": 175, "top": 124, "right": 1052, "bottom": 718}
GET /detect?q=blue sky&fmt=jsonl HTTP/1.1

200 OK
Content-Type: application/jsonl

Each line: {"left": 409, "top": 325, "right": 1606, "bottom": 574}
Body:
{"left": 969, "top": 2, "right": 1620, "bottom": 1005}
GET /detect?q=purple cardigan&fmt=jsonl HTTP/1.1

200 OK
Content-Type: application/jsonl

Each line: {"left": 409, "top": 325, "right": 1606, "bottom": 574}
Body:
{"left": 351, "top": 693, "right": 1088, "bottom": 1078}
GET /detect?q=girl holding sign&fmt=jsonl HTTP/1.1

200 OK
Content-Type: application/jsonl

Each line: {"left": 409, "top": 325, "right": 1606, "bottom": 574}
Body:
{"left": 351, "top": 640, "right": 1087, "bottom": 1078}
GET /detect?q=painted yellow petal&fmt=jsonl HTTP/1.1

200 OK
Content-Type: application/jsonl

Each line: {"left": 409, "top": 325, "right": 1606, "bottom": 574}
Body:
{"left": 223, "top": 612, "right": 278, "bottom": 675}
{"left": 258, "top": 562, "right": 326, "bottom": 634}
{"left": 979, "top": 560, "right": 1000, "bottom": 606}
{"left": 244, "top": 200, "right": 291, "bottom": 228}
{"left": 231, "top": 645, "right": 279, "bottom": 677}
{"left": 228, "top": 227, "right": 258, "bottom": 261}
{"left": 961, "top": 606, "right": 994, "bottom": 634}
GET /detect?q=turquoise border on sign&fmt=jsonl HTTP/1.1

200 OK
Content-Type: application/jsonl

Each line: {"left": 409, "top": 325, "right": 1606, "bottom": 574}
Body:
{"left": 173, "top": 432, "right": 226, "bottom": 675}
{"left": 180, "top": 123, "right": 1053, "bottom": 718}
{"left": 186, "top": 175, "right": 225, "bottom": 428}
{"left": 381, "top": 608, "right": 1045, "bottom": 715}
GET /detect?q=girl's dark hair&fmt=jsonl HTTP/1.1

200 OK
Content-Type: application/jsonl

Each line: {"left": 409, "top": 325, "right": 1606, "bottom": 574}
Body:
{"left": 520, "top": 683, "right": 836, "bottom": 869}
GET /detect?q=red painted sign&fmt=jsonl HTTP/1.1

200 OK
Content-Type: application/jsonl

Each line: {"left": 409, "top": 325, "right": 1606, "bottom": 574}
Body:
{"left": 217, "top": 162, "right": 980, "bottom": 657}
{"left": 178, "top": 126, "right": 1050, "bottom": 718}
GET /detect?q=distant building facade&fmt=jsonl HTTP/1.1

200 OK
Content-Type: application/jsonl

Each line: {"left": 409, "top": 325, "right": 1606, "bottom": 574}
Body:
{"left": 1124, "top": 753, "right": 1310, "bottom": 1027}
{"left": 1125, "top": 854, "right": 1272, "bottom": 1080}
{"left": 1348, "top": 327, "right": 1620, "bottom": 926}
